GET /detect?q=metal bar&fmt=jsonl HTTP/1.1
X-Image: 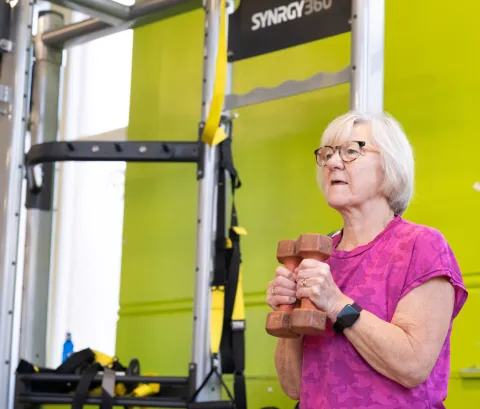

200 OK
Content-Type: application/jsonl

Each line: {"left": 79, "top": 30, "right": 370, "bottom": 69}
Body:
{"left": 350, "top": 0, "right": 385, "bottom": 112}
{"left": 17, "top": 373, "right": 189, "bottom": 384}
{"left": 225, "top": 66, "right": 351, "bottom": 110}
{"left": 47, "top": 0, "right": 129, "bottom": 25}
{"left": 41, "top": 0, "right": 202, "bottom": 49}
{"left": 17, "top": 393, "right": 234, "bottom": 408}
{"left": 0, "top": 0, "right": 35, "bottom": 407}
{"left": 17, "top": 394, "right": 189, "bottom": 408}
{"left": 19, "top": 9, "right": 64, "bottom": 373}
{"left": 187, "top": 402, "right": 234, "bottom": 409}
{"left": 459, "top": 368, "right": 480, "bottom": 379}
{"left": 190, "top": 0, "right": 224, "bottom": 402}
{"left": 25, "top": 141, "right": 201, "bottom": 165}
{"left": 41, "top": 18, "right": 111, "bottom": 49}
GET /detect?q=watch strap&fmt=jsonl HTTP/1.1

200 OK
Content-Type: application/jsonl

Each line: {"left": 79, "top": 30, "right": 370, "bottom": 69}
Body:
{"left": 351, "top": 302, "right": 362, "bottom": 313}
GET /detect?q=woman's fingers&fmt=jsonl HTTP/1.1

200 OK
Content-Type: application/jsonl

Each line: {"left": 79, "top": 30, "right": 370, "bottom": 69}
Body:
{"left": 267, "top": 265, "right": 302, "bottom": 310}
{"left": 274, "top": 274, "right": 297, "bottom": 290}
{"left": 272, "top": 295, "right": 297, "bottom": 307}
{"left": 275, "top": 265, "right": 295, "bottom": 280}
{"left": 269, "top": 285, "right": 296, "bottom": 298}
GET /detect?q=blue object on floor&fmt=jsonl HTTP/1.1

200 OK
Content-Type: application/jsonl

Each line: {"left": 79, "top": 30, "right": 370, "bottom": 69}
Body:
{"left": 62, "top": 332, "right": 74, "bottom": 362}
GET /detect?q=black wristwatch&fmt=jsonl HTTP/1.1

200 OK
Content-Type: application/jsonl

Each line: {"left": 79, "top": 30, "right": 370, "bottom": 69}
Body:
{"left": 333, "top": 302, "right": 362, "bottom": 333}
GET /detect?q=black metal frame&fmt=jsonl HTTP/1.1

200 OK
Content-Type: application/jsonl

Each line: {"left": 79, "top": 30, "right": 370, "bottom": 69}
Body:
{"left": 24, "top": 140, "right": 203, "bottom": 210}
{"left": 15, "top": 376, "right": 233, "bottom": 408}
{"left": 15, "top": 352, "right": 234, "bottom": 408}
{"left": 25, "top": 140, "right": 201, "bottom": 165}
{"left": 0, "top": 0, "right": 11, "bottom": 53}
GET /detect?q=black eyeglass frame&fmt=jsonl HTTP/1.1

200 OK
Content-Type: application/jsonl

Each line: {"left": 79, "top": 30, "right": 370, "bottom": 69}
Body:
{"left": 314, "top": 140, "right": 367, "bottom": 167}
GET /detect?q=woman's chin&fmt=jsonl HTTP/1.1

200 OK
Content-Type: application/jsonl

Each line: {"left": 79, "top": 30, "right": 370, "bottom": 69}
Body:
{"left": 326, "top": 195, "right": 350, "bottom": 211}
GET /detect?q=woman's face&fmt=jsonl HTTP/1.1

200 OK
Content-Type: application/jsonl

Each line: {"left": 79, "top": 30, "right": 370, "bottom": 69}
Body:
{"left": 320, "top": 123, "right": 385, "bottom": 212}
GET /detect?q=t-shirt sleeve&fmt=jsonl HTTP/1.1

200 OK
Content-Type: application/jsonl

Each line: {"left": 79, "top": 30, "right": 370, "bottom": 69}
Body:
{"left": 400, "top": 227, "right": 468, "bottom": 319}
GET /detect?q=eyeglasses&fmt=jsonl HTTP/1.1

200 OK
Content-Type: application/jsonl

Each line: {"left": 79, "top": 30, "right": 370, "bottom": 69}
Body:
{"left": 314, "top": 140, "right": 368, "bottom": 167}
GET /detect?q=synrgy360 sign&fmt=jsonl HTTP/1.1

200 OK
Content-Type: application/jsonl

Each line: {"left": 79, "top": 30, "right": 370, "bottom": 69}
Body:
{"left": 228, "top": 0, "right": 352, "bottom": 61}
{"left": 251, "top": 0, "right": 334, "bottom": 31}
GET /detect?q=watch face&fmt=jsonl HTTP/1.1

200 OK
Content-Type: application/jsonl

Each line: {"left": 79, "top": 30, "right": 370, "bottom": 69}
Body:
{"left": 339, "top": 305, "right": 360, "bottom": 326}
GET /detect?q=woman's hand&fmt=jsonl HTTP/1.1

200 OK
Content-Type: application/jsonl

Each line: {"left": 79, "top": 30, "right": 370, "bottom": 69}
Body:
{"left": 295, "top": 258, "right": 350, "bottom": 320}
{"left": 266, "top": 266, "right": 298, "bottom": 311}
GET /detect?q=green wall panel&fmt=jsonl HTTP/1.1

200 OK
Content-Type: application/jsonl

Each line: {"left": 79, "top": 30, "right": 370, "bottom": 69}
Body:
{"left": 383, "top": 1, "right": 480, "bottom": 276}
{"left": 446, "top": 275, "right": 480, "bottom": 408}
{"left": 119, "top": 6, "right": 203, "bottom": 309}
{"left": 118, "top": 1, "right": 480, "bottom": 408}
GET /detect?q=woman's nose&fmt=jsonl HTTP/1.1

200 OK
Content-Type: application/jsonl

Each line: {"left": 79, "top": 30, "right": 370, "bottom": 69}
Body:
{"left": 326, "top": 150, "right": 344, "bottom": 170}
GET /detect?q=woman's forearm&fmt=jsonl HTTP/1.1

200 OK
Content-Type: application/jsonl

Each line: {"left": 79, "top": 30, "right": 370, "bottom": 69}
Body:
{"left": 274, "top": 337, "right": 304, "bottom": 400}
{"left": 344, "top": 311, "right": 423, "bottom": 387}
{"left": 329, "top": 297, "right": 428, "bottom": 388}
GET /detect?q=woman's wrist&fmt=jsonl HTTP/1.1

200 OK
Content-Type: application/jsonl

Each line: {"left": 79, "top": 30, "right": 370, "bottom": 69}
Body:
{"left": 327, "top": 294, "right": 354, "bottom": 322}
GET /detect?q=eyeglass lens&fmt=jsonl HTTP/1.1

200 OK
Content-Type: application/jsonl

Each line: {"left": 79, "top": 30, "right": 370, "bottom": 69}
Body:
{"left": 316, "top": 141, "right": 363, "bottom": 166}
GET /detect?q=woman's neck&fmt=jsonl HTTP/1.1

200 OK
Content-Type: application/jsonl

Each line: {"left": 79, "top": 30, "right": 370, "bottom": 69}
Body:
{"left": 336, "top": 201, "right": 395, "bottom": 251}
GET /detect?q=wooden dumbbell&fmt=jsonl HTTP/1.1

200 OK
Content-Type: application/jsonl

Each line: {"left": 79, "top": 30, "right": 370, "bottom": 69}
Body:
{"left": 290, "top": 234, "right": 333, "bottom": 335}
{"left": 265, "top": 239, "right": 301, "bottom": 338}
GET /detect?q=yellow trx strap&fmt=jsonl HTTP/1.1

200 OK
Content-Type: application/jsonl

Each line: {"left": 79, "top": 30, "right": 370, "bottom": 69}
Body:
{"left": 201, "top": 0, "right": 228, "bottom": 147}
{"left": 210, "top": 226, "right": 247, "bottom": 357}
{"left": 92, "top": 350, "right": 115, "bottom": 367}
{"left": 231, "top": 227, "right": 246, "bottom": 323}
{"left": 211, "top": 285, "right": 225, "bottom": 356}
{"left": 231, "top": 271, "right": 245, "bottom": 322}
{"left": 208, "top": 0, "right": 231, "bottom": 353}
{"left": 132, "top": 372, "right": 161, "bottom": 397}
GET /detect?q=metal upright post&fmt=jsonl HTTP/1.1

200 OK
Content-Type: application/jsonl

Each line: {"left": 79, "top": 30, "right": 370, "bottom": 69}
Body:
{"left": 0, "top": 0, "right": 35, "bottom": 407}
{"left": 350, "top": 0, "right": 385, "bottom": 112}
{"left": 190, "top": 0, "right": 228, "bottom": 402}
{"left": 19, "top": 10, "right": 64, "bottom": 368}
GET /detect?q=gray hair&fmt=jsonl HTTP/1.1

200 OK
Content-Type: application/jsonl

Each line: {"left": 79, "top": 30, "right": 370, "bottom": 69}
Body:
{"left": 317, "top": 111, "right": 415, "bottom": 215}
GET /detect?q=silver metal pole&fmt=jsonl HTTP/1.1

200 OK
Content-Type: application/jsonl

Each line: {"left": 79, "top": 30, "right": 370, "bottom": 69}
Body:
{"left": 19, "top": 10, "right": 64, "bottom": 368}
{"left": 42, "top": 18, "right": 111, "bottom": 49}
{"left": 41, "top": 0, "right": 202, "bottom": 50}
{"left": 0, "top": 0, "right": 35, "bottom": 406}
{"left": 350, "top": 0, "right": 385, "bottom": 112}
{"left": 47, "top": 0, "right": 129, "bottom": 25}
{"left": 190, "top": 0, "right": 225, "bottom": 402}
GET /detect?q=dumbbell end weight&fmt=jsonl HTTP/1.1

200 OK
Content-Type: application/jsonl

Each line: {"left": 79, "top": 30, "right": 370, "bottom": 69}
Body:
{"left": 265, "top": 306, "right": 300, "bottom": 338}
{"left": 265, "top": 240, "right": 301, "bottom": 339}
{"left": 289, "top": 303, "right": 327, "bottom": 335}
{"left": 290, "top": 234, "right": 332, "bottom": 336}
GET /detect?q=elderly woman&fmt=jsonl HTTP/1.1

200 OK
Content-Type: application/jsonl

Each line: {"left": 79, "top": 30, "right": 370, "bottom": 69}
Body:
{"left": 266, "top": 111, "right": 468, "bottom": 409}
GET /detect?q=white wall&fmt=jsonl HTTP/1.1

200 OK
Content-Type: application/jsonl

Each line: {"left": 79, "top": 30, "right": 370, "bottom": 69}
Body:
{"left": 46, "top": 5, "right": 133, "bottom": 368}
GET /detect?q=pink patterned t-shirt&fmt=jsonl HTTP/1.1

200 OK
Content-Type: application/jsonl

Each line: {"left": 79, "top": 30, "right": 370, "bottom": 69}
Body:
{"left": 300, "top": 215, "right": 468, "bottom": 409}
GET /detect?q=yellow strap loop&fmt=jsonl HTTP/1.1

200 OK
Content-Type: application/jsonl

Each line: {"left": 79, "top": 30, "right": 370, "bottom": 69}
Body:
{"left": 132, "top": 373, "right": 161, "bottom": 397}
{"left": 233, "top": 226, "right": 247, "bottom": 236}
{"left": 201, "top": 0, "right": 227, "bottom": 147}
{"left": 210, "top": 286, "right": 225, "bottom": 355}
{"left": 232, "top": 269, "right": 245, "bottom": 321}
{"left": 92, "top": 350, "right": 115, "bottom": 367}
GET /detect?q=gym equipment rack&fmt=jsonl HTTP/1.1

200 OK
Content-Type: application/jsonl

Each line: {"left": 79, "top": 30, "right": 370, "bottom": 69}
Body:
{"left": 0, "top": 0, "right": 385, "bottom": 408}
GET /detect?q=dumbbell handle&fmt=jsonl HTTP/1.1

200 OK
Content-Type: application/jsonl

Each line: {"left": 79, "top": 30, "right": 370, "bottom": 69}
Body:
{"left": 298, "top": 251, "right": 327, "bottom": 311}
{"left": 299, "top": 297, "right": 317, "bottom": 311}
{"left": 265, "top": 239, "right": 301, "bottom": 339}
{"left": 290, "top": 238, "right": 330, "bottom": 335}
{"left": 277, "top": 256, "right": 300, "bottom": 312}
